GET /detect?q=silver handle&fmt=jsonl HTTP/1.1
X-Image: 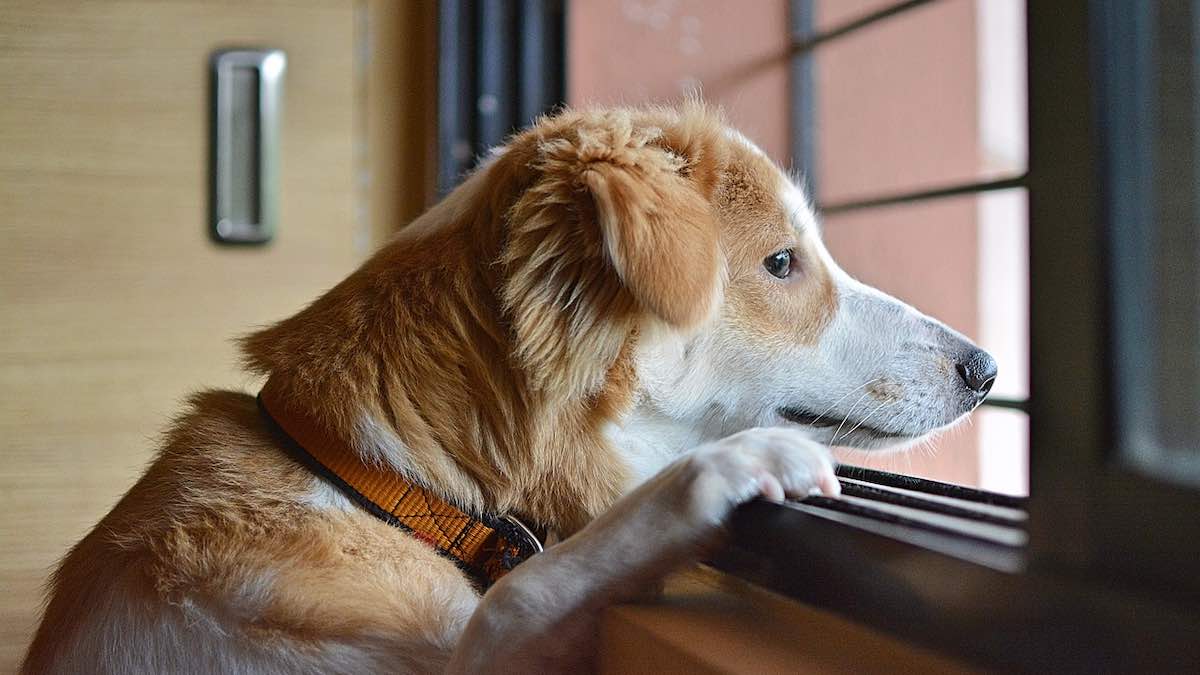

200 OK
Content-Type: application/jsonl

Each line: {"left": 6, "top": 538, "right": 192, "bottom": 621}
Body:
{"left": 210, "top": 49, "right": 285, "bottom": 244}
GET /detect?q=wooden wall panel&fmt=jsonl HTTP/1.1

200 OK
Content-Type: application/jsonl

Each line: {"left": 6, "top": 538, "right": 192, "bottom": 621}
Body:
{"left": 0, "top": 0, "right": 398, "bottom": 666}
{"left": 363, "top": 0, "right": 439, "bottom": 242}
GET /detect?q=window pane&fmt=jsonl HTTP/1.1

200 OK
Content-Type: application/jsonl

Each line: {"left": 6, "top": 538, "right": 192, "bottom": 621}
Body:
{"left": 1103, "top": 0, "right": 1200, "bottom": 486}
{"left": 823, "top": 197, "right": 980, "bottom": 341}
{"left": 808, "top": 0, "right": 1027, "bottom": 205}
{"left": 823, "top": 193, "right": 1028, "bottom": 493}
{"left": 822, "top": 193, "right": 1028, "bottom": 400}
{"left": 976, "top": 406, "right": 1028, "bottom": 496}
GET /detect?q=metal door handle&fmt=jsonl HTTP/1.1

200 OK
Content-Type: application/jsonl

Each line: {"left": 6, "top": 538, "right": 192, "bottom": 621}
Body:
{"left": 210, "top": 49, "right": 285, "bottom": 244}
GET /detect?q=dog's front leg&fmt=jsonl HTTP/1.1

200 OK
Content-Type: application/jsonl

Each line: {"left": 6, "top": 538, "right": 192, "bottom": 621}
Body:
{"left": 446, "top": 426, "right": 840, "bottom": 673}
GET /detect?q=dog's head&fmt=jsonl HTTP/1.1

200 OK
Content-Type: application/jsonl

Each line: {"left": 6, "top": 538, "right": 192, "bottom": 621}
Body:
{"left": 498, "top": 103, "right": 995, "bottom": 454}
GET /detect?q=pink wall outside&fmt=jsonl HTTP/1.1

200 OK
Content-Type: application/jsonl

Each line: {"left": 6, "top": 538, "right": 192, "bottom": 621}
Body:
{"left": 814, "top": 0, "right": 981, "bottom": 485}
{"left": 567, "top": 0, "right": 1027, "bottom": 492}
{"left": 567, "top": 0, "right": 791, "bottom": 162}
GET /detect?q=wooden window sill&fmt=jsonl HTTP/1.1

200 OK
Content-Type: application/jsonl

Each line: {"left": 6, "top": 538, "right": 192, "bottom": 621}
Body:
{"left": 599, "top": 566, "right": 976, "bottom": 674}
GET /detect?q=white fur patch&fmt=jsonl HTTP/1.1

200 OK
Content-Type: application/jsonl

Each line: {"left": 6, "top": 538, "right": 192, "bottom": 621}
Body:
{"left": 353, "top": 413, "right": 421, "bottom": 476}
{"left": 779, "top": 175, "right": 821, "bottom": 235}
{"left": 299, "top": 477, "right": 356, "bottom": 513}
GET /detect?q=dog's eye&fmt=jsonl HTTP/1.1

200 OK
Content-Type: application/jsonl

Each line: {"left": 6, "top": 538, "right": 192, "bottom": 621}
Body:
{"left": 763, "top": 249, "right": 794, "bottom": 279}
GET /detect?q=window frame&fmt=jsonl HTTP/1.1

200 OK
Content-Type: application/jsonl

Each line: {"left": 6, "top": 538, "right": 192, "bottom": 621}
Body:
{"left": 435, "top": 2, "right": 1200, "bottom": 664}
{"left": 1029, "top": 0, "right": 1200, "bottom": 602}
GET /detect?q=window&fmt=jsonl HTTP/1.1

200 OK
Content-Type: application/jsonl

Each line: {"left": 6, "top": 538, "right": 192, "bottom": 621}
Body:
{"left": 437, "top": 1, "right": 565, "bottom": 196}
{"left": 1097, "top": 0, "right": 1200, "bottom": 488}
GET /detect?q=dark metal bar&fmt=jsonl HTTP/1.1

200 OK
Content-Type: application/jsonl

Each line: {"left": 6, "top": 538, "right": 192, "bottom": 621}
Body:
{"left": 517, "top": 0, "right": 548, "bottom": 126}
{"left": 819, "top": 173, "right": 1028, "bottom": 215}
{"left": 836, "top": 464, "right": 1026, "bottom": 508}
{"left": 799, "top": 495, "right": 1023, "bottom": 548}
{"left": 789, "top": 0, "right": 818, "bottom": 196}
{"left": 1026, "top": 0, "right": 1105, "bottom": 569}
{"left": 543, "top": 0, "right": 565, "bottom": 115}
{"left": 791, "top": 0, "right": 938, "bottom": 54}
{"left": 981, "top": 397, "right": 1029, "bottom": 413}
{"left": 835, "top": 480, "right": 1024, "bottom": 527}
{"left": 477, "top": 0, "right": 517, "bottom": 152}
{"left": 437, "top": 0, "right": 476, "bottom": 195}
{"left": 516, "top": 0, "right": 565, "bottom": 127}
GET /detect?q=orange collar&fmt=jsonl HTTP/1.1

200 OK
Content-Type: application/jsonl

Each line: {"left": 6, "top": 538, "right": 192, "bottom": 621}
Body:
{"left": 257, "top": 379, "right": 543, "bottom": 589}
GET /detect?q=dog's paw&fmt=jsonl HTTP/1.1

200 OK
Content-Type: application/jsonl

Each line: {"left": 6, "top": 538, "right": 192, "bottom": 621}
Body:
{"left": 665, "top": 427, "right": 841, "bottom": 527}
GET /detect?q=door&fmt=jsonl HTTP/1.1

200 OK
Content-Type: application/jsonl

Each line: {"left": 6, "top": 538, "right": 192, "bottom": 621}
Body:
{"left": 0, "top": 1, "right": 384, "bottom": 665}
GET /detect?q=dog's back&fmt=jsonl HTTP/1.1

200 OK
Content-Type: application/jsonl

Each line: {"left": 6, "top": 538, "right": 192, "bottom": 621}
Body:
{"left": 23, "top": 391, "right": 479, "bottom": 673}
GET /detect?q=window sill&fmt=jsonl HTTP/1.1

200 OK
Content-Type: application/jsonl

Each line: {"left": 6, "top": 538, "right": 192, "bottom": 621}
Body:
{"left": 701, "top": 493, "right": 1200, "bottom": 672}
{"left": 599, "top": 566, "right": 974, "bottom": 674}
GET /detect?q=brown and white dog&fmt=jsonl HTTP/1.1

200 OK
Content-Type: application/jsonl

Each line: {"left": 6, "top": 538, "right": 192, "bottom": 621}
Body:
{"left": 23, "top": 104, "right": 996, "bottom": 673}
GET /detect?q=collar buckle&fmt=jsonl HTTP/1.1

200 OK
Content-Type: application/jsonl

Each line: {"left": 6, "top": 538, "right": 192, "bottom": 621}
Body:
{"left": 501, "top": 514, "right": 545, "bottom": 555}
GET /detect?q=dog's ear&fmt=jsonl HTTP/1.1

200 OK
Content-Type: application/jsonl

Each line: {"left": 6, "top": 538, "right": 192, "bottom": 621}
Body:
{"left": 565, "top": 106, "right": 726, "bottom": 329}
{"left": 501, "top": 108, "right": 725, "bottom": 397}
{"left": 581, "top": 152, "right": 720, "bottom": 328}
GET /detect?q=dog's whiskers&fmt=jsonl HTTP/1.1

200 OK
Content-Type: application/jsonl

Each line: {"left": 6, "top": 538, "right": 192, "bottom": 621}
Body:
{"left": 821, "top": 363, "right": 892, "bottom": 447}
{"left": 833, "top": 398, "right": 897, "bottom": 444}
{"left": 877, "top": 400, "right": 921, "bottom": 440}
{"left": 829, "top": 388, "right": 877, "bottom": 448}
{"left": 812, "top": 375, "right": 887, "bottom": 426}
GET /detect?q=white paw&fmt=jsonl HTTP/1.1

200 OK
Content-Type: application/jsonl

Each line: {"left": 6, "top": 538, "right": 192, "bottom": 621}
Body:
{"left": 670, "top": 427, "right": 840, "bottom": 527}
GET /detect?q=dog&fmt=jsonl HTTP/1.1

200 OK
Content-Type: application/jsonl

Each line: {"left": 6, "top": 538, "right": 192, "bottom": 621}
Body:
{"left": 23, "top": 103, "right": 996, "bottom": 673}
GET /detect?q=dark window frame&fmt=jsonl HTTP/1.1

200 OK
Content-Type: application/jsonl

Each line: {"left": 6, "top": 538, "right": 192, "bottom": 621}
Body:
{"left": 1029, "top": 0, "right": 1200, "bottom": 602}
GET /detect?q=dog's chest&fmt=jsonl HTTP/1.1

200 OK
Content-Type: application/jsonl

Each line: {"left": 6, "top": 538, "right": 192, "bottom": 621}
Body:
{"left": 605, "top": 412, "right": 703, "bottom": 488}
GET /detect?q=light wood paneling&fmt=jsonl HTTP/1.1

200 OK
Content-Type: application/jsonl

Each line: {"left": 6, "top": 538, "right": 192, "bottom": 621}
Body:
{"left": 0, "top": 1, "right": 381, "bottom": 666}
{"left": 363, "top": 0, "right": 438, "bottom": 242}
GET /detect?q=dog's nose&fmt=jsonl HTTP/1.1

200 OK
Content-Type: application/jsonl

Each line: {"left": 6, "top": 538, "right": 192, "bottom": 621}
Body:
{"left": 956, "top": 349, "right": 997, "bottom": 396}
